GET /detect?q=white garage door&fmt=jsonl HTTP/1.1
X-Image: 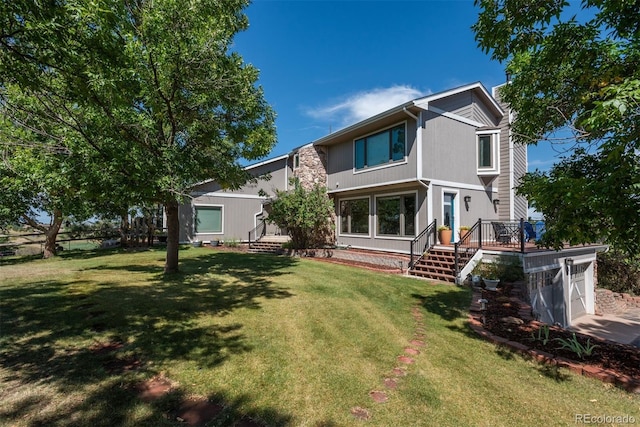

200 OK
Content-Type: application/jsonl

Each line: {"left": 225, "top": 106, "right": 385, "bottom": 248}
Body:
{"left": 570, "top": 264, "right": 588, "bottom": 321}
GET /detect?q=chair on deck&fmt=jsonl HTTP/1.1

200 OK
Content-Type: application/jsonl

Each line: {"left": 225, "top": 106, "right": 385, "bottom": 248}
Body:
{"left": 491, "top": 222, "right": 514, "bottom": 244}
{"left": 523, "top": 221, "right": 536, "bottom": 242}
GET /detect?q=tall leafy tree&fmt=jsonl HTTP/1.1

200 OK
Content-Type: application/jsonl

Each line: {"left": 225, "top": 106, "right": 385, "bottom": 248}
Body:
{"left": 473, "top": 0, "right": 640, "bottom": 253}
{"left": 0, "top": 83, "right": 142, "bottom": 257}
{"left": 0, "top": 118, "right": 94, "bottom": 258}
{"left": 0, "top": 0, "right": 276, "bottom": 272}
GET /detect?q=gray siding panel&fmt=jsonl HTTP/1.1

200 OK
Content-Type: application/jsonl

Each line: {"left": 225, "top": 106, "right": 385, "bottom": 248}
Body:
{"left": 430, "top": 90, "right": 501, "bottom": 126}
{"left": 192, "top": 158, "right": 289, "bottom": 198}
{"left": 431, "top": 185, "right": 496, "bottom": 230}
{"left": 471, "top": 92, "right": 501, "bottom": 126}
{"left": 422, "top": 112, "right": 482, "bottom": 184}
{"left": 513, "top": 141, "right": 528, "bottom": 219}
{"left": 430, "top": 92, "right": 473, "bottom": 118}
{"left": 180, "top": 194, "right": 265, "bottom": 243}
{"left": 493, "top": 86, "right": 516, "bottom": 220}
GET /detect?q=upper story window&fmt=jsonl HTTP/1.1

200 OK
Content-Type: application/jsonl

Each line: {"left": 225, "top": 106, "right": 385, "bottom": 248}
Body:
{"left": 476, "top": 130, "right": 500, "bottom": 175}
{"left": 293, "top": 153, "right": 300, "bottom": 170}
{"left": 354, "top": 123, "right": 406, "bottom": 170}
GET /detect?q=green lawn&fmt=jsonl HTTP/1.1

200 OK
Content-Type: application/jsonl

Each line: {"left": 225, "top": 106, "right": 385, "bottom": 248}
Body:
{"left": 0, "top": 248, "right": 638, "bottom": 426}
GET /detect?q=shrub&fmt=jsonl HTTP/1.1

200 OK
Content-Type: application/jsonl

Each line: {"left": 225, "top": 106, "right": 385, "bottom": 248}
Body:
{"left": 498, "top": 255, "right": 525, "bottom": 282}
{"left": 265, "top": 180, "right": 334, "bottom": 254}
{"left": 597, "top": 250, "right": 640, "bottom": 296}
{"left": 225, "top": 237, "right": 240, "bottom": 248}
{"left": 471, "top": 256, "right": 524, "bottom": 282}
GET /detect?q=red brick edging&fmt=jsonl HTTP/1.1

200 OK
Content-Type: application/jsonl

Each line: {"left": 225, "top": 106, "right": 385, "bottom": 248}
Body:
{"left": 468, "top": 288, "right": 640, "bottom": 393}
{"left": 350, "top": 302, "right": 427, "bottom": 421}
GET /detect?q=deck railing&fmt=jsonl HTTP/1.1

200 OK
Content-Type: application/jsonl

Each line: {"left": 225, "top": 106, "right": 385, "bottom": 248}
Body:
{"left": 248, "top": 220, "right": 266, "bottom": 246}
{"left": 453, "top": 218, "right": 482, "bottom": 280}
{"left": 411, "top": 218, "right": 543, "bottom": 275}
{"left": 409, "top": 219, "right": 437, "bottom": 268}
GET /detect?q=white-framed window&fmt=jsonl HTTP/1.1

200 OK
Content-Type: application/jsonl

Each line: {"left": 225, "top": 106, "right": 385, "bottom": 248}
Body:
{"left": 375, "top": 192, "right": 416, "bottom": 238}
{"left": 194, "top": 205, "right": 223, "bottom": 234}
{"left": 339, "top": 197, "right": 370, "bottom": 235}
{"left": 293, "top": 153, "right": 300, "bottom": 170}
{"left": 354, "top": 122, "right": 406, "bottom": 170}
{"left": 476, "top": 130, "right": 500, "bottom": 175}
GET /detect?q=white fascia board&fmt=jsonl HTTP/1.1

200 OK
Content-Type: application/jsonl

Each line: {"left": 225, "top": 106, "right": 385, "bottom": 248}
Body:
{"left": 327, "top": 178, "right": 418, "bottom": 194}
{"left": 311, "top": 83, "right": 503, "bottom": 148}
{"left": 191, "top": 191, "right": 267, "bottom": 200}
{"left": 426, "top": 178, "right": 498, "bottom": 193}
{"left": 312, "top": 102, "right": 415, "bottom": 146}
{"left": 244, "top": 154, "right": 289, "bottom": 170}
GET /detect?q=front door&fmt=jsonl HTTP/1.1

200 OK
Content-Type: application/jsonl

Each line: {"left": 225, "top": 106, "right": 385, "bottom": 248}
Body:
{"left": 443, "top": 193, "right": 455, "bottom": 243}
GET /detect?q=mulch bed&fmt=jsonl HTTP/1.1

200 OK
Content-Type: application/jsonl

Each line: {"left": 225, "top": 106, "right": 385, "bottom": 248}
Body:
{"left": 475, "top": 285, "right": 640, "bottom": 383}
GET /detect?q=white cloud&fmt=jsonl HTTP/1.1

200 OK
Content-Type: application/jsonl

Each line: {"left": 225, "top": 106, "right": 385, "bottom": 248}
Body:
{"left": 305, "top": 85, "right": 430, "bottom": 128}
{"left": 527, "top": 158, "right": 557, "bottom": 172}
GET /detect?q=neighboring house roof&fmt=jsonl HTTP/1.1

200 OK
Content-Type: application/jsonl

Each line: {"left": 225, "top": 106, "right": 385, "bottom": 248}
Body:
{"left": 313, "top": 81, "right": 504, "bottom": 146}
{"left": 243, "top": 153, "right": 289, "bottom": 170}
{"left": 192, "top": 154, "right": 289, "bottom": 188}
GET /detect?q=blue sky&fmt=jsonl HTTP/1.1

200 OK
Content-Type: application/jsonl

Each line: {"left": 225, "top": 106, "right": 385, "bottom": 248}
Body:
{"left": 233, "top": 0, "right": 558, "bottom": 172}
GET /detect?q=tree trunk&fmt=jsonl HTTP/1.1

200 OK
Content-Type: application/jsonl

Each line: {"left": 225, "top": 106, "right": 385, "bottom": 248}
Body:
{"left": 120, "top": 212, "right": 129, "bottom": 248}
{"left": 164, "top": 200, "right": 180, "bottom": 274}
{"left": 43, "top": 209, "right": 63, "bottom": 259}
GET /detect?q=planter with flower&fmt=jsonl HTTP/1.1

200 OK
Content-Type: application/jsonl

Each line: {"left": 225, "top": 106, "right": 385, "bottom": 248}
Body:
{"left": 437, "top": 225, "right": 452, "bottom": 246}
{"left": 459, "top": 225, "right": 471, "bottom": 243}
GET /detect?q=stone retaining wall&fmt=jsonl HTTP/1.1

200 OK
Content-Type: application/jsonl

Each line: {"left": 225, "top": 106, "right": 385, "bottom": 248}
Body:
{"left": 595, "top": 288, "right": 640, "bottom": 314}
{"left": 328, "top": 249, "right": 410, "bottom": 272}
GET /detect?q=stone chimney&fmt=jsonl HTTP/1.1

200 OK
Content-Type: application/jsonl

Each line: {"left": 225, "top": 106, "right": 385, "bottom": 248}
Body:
{"left": 293, "top": 145, "right": 328, "bottom": 190}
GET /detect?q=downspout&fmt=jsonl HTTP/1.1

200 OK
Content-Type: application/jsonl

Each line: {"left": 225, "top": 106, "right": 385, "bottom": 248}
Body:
{"left": 285, "top": 153, "right": 289, "bottom": 191}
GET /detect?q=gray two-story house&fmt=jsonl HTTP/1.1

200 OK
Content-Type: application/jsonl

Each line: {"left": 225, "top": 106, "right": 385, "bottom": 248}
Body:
{"left": 181, "top": 82, "right": 526, "bottom": 250}
{"left": 179, "top": 81, "right": 605, "bottom": 328}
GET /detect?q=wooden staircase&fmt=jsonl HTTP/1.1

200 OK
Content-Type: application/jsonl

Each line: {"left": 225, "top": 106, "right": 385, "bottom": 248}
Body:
{"left": 248, "top": 235, "right": 289, "bottom": 254}
{"left": 409, "top": 246, "right": 473, "bottom": 283}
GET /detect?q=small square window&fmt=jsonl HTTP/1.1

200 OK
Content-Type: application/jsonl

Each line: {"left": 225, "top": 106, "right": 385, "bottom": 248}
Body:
{"left": 476, "top": 131, "right": 499, "bottom": 175}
